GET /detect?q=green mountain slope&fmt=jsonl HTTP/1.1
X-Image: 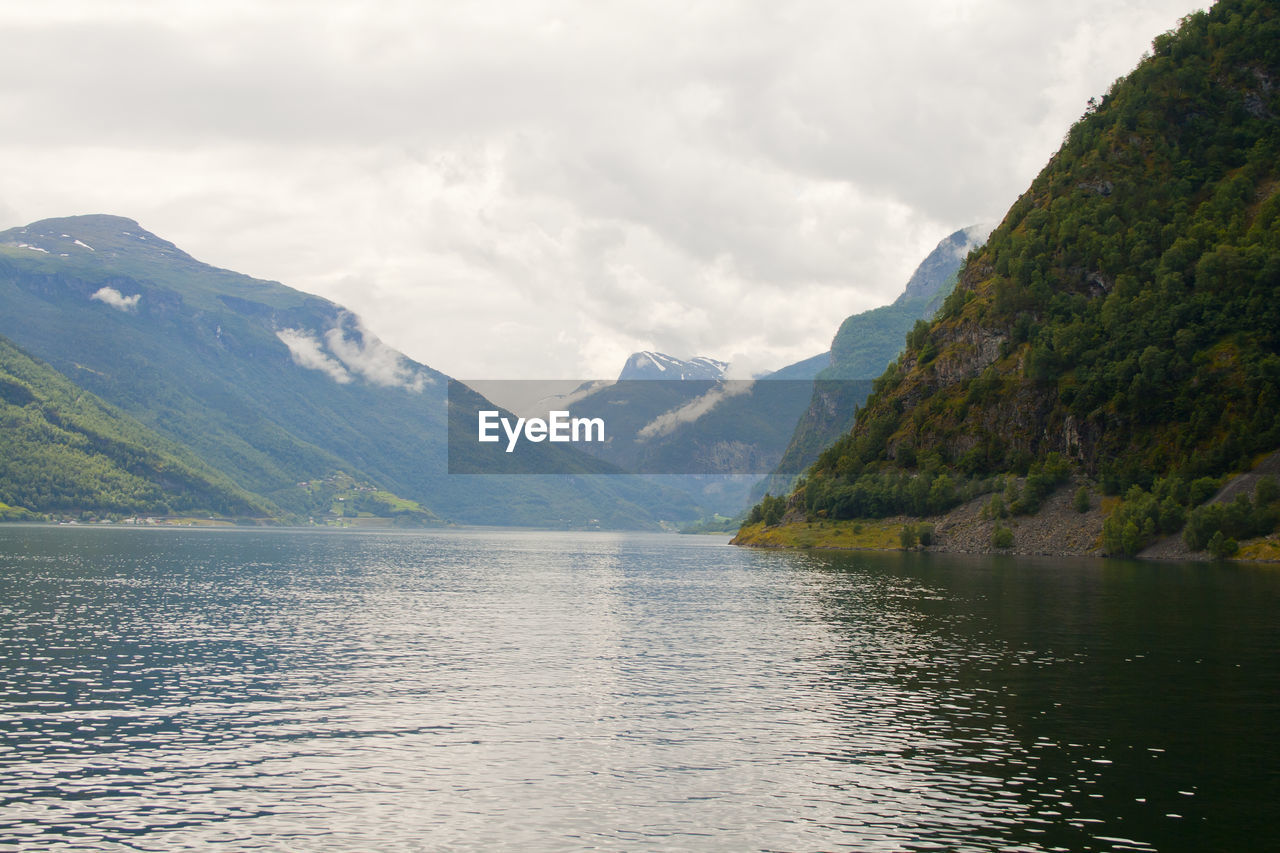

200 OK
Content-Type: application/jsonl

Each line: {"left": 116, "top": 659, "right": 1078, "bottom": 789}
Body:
{"left": 0, "top": 334, "right": 271, "bottom": 519}
{"left": 0, "top": 215, "right": 459, "bottom": 502}
{"left": 827, "top": 225, "right": 988, "bottom": 381}
{"left": 0, "top": 215, "right": 697, "bottom": 528}
{"left": 756, "top": 0, "right": 1280, "bottom": 555}
{"left": 755, "top": 226, "right": 987, "bottom": 498}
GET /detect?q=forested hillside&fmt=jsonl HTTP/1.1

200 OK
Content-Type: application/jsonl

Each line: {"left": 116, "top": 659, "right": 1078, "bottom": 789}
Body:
{"left": 751, "top": 0, "right": 1280, "bottom": 557}
{"left": 0, "top": 334, "right": 271, "bottom": 519}
{"left": 755, "top": 226, "right": 986, "bottom": 500}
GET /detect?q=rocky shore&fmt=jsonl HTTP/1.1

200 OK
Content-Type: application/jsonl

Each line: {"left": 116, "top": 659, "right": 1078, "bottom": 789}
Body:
{"left": 731, "top": 478, "right": 1109, "bottom": 558}
{"left": 733, "top": 461, "right": 1280, "bottom": 563}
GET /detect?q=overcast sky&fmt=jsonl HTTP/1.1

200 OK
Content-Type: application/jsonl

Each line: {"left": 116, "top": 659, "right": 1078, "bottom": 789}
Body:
{"left": 1, "top": 0, "right": 1204, "bottom": 379}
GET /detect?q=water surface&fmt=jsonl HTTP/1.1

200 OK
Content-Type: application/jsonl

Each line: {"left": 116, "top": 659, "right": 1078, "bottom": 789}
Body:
{"left": 0, "top": 526, "right": 1277, "bottom": 851}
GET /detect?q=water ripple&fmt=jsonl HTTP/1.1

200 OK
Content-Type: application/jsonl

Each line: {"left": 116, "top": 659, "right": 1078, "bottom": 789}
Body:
{"left": 0, "top": 528, "right": 1277, "bottom": 851}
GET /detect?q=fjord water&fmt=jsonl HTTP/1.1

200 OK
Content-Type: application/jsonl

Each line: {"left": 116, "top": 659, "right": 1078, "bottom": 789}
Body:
{"left": 1, "top": 528, "right": 1277, "bottom": 851}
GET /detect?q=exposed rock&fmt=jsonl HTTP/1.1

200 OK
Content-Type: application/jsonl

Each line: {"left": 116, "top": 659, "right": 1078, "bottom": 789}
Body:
{"left": 1140, "top": 449, "right": 1280, "bottom": 560}
{"left": 929, "top": 476, "right": 1105, "bottom": 557}
{"left": 1086, "top": 271, "right": 1113, "bottom": 295}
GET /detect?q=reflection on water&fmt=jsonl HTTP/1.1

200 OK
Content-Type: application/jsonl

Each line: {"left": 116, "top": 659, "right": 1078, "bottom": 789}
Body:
{"left": 0, "top": 527, "right": 1277, "bottom": 851}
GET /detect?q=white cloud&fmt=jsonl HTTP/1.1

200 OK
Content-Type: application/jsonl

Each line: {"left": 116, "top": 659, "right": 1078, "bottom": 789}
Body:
{"left": 324, "top": 316, "right": 429, "bottom": 392}
{"left": 276, "top": 328, "right": 352, "bottom": 384}
{"left": 0, "top": 0, "right": 1205, "bottom": 379}
{"left": 638, "top": 380, "right": 756, "bottom": 440}
{"left": 276, "top": 318, "right": 431, "bottom": 390}
{"left": 89, "top": 286, "right": 140, "bottom": 311}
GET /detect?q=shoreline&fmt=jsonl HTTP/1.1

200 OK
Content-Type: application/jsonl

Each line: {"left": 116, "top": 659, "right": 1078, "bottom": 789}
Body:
{"left": 731, "top": 519, "right": 1280, "bottom": 562}
{"left": 731, "top": 474, "right": 1280, "bottom": 563}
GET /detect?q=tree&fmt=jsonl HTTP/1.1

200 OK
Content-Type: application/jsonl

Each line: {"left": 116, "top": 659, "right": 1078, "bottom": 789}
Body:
{"left": 1207, "top": 530, "right": 1239, "bottom": 559}
{"left": 1073, "top": 486, "right": 1091, "bottom": 513}
{"left": 1257, "top": 476, "right": 1279, "bottom": 505}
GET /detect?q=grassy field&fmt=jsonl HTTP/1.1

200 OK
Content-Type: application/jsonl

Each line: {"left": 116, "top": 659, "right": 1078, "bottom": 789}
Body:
{"left": 1238, "top": 535, "right": 1280, "bottom": 562}
{"left": 732, "top": 519, "right": 903, "bottom": 551}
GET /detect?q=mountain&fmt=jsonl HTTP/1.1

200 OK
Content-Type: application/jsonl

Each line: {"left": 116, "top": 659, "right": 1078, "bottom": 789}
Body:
{"left": 746, "top": 0, "right": 1280, "bottom": 557}
{"left": 761, "top": 352, "right": 830, "bottom": 381}
{"left": 487, "top": 369, "right": 817, "bottom": 516}
{"left": 459, "top": 348, "right": 830, "bottom": 518}
{"left": 0, "top": 333, "right": 271, "bottom": 520}
{"left": 752, "top": 225, "right": 989, "bottom": 499}
{"left": 895, "top": 225, "right": 993, "bottom": 310}
{"left": 618, "top": 351, "right": 728, "bottom": 381}
{"left": 566, "top": 380, "right": 812, "bottom": 472}
{"left": 0, "top": 214, "right": 698, "bottom": 528}
{"left": 826, "top": 224, "right": 991, "bottom": 382}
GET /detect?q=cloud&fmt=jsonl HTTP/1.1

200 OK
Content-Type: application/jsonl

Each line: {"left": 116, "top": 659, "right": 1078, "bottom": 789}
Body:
{"left": 637, "top": 379, "right": 755, "bottom": 440}
{"left": 0, "top": 0, "right": 1205, "bottom": 379}
{"left": 962, "top": 223, "right": 996, "bottom": 250}
{"left": 276, "top": 328, "right": 352, "bottom": 384}
{"left": 90, "top": 286, "right": 140, "bottom": 311}
{"left": 324, "top": 316, "right": 429, "bottom": 392}
{"left": 276, "top": 317, "right": 430, "bottom": 390}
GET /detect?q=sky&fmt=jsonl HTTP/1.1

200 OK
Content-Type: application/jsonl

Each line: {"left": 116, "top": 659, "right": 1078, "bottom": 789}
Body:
{"left": 0, "top": 0, "right": 1205, "bottom": 380}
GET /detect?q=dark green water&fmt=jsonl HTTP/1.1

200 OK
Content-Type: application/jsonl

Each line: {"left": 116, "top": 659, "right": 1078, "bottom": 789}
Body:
{"left": 0, "top": 526, "right": 1276, "bottom": 851}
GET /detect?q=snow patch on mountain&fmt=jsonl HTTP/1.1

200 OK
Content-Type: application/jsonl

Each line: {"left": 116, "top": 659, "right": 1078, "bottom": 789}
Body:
{"left": 619, "top": 351, "right": 728, "bottom": 381}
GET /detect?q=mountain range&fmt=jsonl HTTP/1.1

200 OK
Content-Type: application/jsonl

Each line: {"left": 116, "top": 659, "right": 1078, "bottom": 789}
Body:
{"left": 0, "top": 214, "right": 701, "bottom": 528}
{"left": 0, "top": 213, "right": 1000, "bottom": 527}
{"left": 23, "top": 0, "right": 1253, "bottom": 541}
